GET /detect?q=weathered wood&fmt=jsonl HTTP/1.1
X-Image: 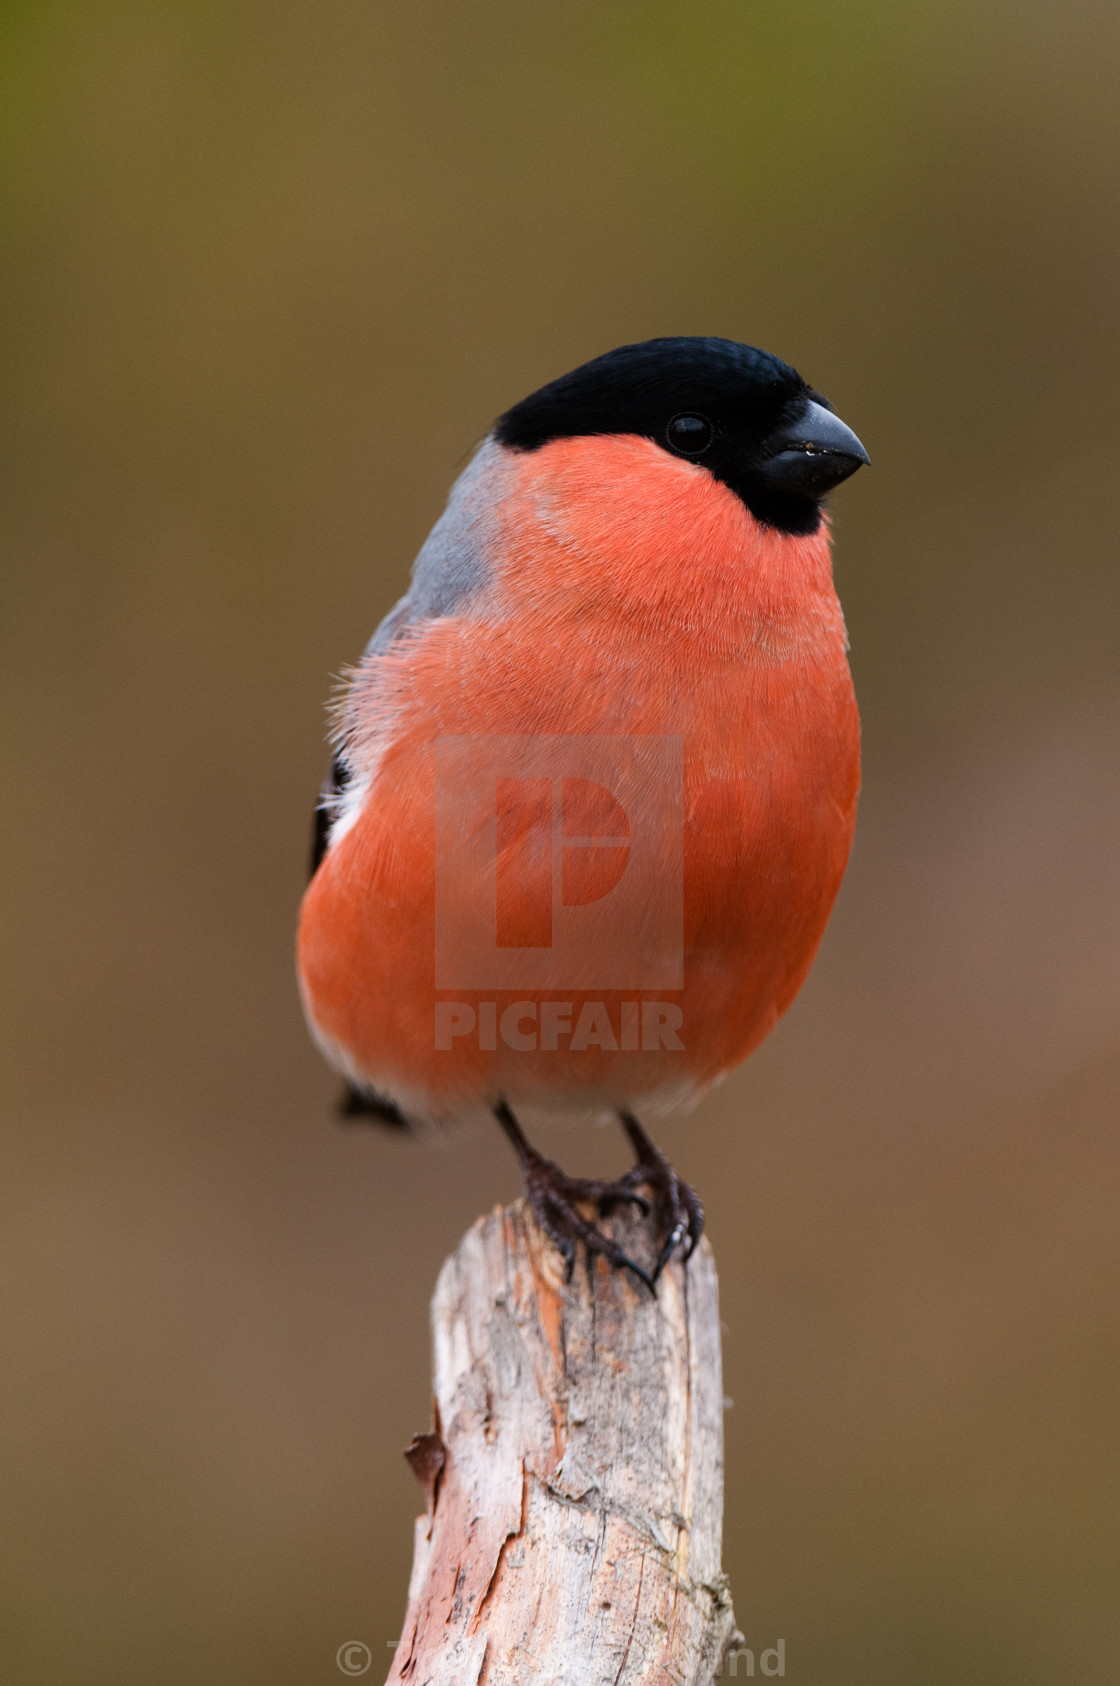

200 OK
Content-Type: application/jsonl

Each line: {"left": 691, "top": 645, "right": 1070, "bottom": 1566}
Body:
{"left": 387, "top": 1198, "right": 739, "bottom": 1685}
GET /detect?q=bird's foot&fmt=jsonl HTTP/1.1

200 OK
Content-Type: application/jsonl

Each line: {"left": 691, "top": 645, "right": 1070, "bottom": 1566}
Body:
{"left": 616, "top": 1111, "right": 705, "bottom": 1280}
{"left": 495, "top": 1101, "right": 656, "bottom": 1293}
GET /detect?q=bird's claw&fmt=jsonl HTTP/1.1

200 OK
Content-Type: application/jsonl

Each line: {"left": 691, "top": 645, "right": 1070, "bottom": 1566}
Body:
{"left": 523, "top": 1156, "right": 657, "bottom": 1294}
{"left": 494, "top": 1099, "right": 701, "bottom": 1295}
{"left": 618, "top": 1111, "right": 705, "bottom": 1282}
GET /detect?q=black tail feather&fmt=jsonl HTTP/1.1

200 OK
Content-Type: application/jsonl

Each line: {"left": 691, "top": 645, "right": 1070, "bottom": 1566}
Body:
{"left": 336, "top": 1082, "right": 409, "bottom": 1130}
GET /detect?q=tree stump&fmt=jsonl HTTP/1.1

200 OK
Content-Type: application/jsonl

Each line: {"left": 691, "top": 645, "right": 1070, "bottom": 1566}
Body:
{"left": 386, "top": 1197, "right": 739, "bottom": 1684}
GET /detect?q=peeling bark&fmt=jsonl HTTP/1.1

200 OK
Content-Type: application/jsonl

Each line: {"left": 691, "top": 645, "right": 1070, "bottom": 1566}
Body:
{"left": 386, "top": 1199, "right": 738, "bottom": 1685}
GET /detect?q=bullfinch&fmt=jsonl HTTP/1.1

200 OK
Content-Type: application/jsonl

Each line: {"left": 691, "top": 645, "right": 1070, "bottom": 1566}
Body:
{"left": 298, "top": 336, "right": 867, "bottom": 1288}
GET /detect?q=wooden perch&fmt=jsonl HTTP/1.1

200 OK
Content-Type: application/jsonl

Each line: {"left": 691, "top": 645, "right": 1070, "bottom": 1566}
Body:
{"left": 386, "top": 1198, "right": 739, "bottom": 1684}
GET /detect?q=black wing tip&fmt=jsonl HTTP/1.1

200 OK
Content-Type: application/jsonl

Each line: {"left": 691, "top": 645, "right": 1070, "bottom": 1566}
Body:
{"left": 309, "top": 754, "right": 352, "bottom": 880}
{"left": 309, "top": 804, "right": 331, "bottom": 877}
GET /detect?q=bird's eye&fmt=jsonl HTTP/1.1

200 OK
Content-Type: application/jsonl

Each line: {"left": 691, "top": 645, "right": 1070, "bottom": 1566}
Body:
{"left": 666, "top": 413, "right": 714, "bottom": 456}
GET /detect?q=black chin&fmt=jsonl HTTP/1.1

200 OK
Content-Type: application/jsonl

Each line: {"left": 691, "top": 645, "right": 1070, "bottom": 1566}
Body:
{"left": 698, "top": 453, "right": 825, "bottom": 533}
{"left": 693, "top": 435, "right": 829, "bottom": 534}
{"left": 738, "top": 483, "right": 825, "bottom": 536}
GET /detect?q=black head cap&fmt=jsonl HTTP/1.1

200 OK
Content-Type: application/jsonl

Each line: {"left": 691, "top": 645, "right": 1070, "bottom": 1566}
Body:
{"left": 495, "top": 336, "right": 867, "bottom": 536}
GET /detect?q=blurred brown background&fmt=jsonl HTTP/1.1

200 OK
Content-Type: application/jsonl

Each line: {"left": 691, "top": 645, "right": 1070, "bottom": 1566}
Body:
{"left": 2, "top": 3, "right": 1119, "bottom": 1682}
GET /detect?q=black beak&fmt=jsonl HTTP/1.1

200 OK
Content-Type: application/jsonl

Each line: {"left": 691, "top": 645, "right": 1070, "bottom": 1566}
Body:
{"left": 755, "top": 399, "right": 869, "bottom": 498}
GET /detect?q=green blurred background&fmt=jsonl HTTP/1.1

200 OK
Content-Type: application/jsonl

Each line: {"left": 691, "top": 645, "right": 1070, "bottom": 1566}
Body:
{"left": 2, "top": 3, "right": 1119, "bottom": 1682}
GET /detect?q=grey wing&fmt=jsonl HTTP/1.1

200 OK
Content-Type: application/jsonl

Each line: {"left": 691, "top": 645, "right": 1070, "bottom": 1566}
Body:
{"left": 307, "top": 437, "right": 504, "bottom": 880}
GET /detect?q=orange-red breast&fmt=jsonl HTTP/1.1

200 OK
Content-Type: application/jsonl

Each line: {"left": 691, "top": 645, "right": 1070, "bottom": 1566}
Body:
{"left": 298, "top": 337, "right": 866, "bottom": 1284}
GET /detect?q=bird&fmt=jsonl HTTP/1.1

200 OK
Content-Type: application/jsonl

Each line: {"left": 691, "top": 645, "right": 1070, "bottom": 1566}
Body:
{"left": 298, "top": 336, "right": 866, "bottom": 1290}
